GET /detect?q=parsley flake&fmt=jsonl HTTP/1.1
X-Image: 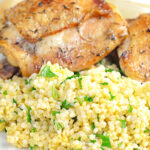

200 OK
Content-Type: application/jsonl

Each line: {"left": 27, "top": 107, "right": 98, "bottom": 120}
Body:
{"left": 52, "top": 110, "right": 60, "bottom": 116}
{"left": 27, "top": 106, "right": 32, "bottom": 123}
{"left": 60, "top": 72, "right": 80, "bottom": 84}
{"left": 31, "top": 128, "right": 36, "bottom": 133}
{"left": 91, "top": 123, "right": 95, "bottom": 130}
{"left": 90, "top": 140, "right": 96, "bottom": 143}
{"left": 61, "top": 100, "right": 71, "bottom": 110}
{"left": 52, "top": 85, "right": 59, "bottom": 100}
{"left": 95, "top": 134, "right": 111, "bottom": 148}
{"left": 57, "top": 123, "right": 64, "bottom": 130}
{"left": 84, "top": 96, "right": 94, "bottom": 102}
{"left": 0, "top": 119, "right": 5, "bottom": 123}
{"left": 3, "top": 90, "right": 7, "bottom": 95}
{"left": 39, "top": 65, "right": 57, "bottom": 78}
{"left": 13, "top": 98, "right": 17, "bottom": 104}
{"left": 78, "top": 78, "right": 83, "bottom": 89}
{"left": 144, "top": 129, "right": 150, "bottom": 133}
{"left": 109, "top": 91, "right": 115, "bottom": 101}
{"left": 78, "top": 137, "right": 81, "bottom": 141}
{"left": 128, "top": 104, "right": 133, "bottom": 113}
{"left": 117, "top": 119, "right": 126, "bottom": 128}
{"left": 105, "top": 68, "right": 114, "bottom": 72}
{"left": 100, "top": 82, "right": 108, "bottom": 86}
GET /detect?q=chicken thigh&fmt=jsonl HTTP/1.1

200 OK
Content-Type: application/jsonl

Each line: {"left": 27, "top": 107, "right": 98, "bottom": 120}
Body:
{"left": 0, "top": 0, "right": 128, "bottom": 77}
{"left": 118, "top": 14, "right": 150, "bottom": 82}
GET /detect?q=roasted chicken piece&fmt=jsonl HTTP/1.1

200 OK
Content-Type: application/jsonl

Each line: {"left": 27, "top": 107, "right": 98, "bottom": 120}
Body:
{"left": 118, "top": 14, "right": 150, "bottom": 82}
{"left": 0, "top": 0, "right": 128, "bottom": 77}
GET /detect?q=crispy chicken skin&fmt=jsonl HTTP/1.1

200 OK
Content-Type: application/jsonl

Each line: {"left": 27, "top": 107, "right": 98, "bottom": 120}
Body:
{"left": 118, "top": 14, "right": 150, "bottom": 82}
{"left": 0, "top": 0, "right": 128, "bottom": 77}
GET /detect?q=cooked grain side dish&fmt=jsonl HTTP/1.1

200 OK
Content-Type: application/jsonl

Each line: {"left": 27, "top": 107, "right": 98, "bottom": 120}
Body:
{"left": 0, "top": 62, "right": 150, "bottom": 150}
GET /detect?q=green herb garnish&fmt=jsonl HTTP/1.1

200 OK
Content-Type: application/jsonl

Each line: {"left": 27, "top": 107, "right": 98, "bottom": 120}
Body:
{"left": 31, "top": 128, "right": 36, "bottom": 133}
{"left": 95, "top": 134, "right": 111, "bottom": 148}
{"left": 60, "top": 72, "right": 80, "bottom": 84}
{"left": 90, "top": 140, "right": 96, "bottom": 143}
{"left": 13, "top": 98, "right": 17, "bottom": 104}
{"left": 25, "top": 79, "right": 32, "bottom": 85}
{"left": 52, "top": 85, "right": 59, "bottom": 100}
{"left": 14, "top": 111, "right": 18, "bottom": 115}
{"left": 52, "top": 110, "right": 60, "bottom": 116}
{"left": 39, "top": 65, "right": 57, "bottom": 78}
{"left": 57, "top": 123, "right": 64, "bottom": 130}
{"left": 76, "top": 97, "right": 83, "bottom": 104}
{"left": 118, "top": 142, "right": 123, "bottom": 148}
{"left": 144, "top": 129, "right": 150, "bottom": 133}
{"left": 117, "top": 119, "right": 126, "bottom": 128}
{"left": 4, "top": 128, "right": 7, "bottom": 133}
{"left": 109, "top": 91, "right": 115, "bottom": 101}
{"left": 91, "top": 123, "right": 95, "bottom": 130}
{"left": 105, "top": 68, "right": 114, "bottom": 72}
{"left": 3, "top": 90, "right": 7, "bottom": 95}
{"left": 128, "top": 104, "right": 133, "bottom": 113}
{"left": 31, "top": 87, "right": 36, "bottom": 91}
{"left": 29, "top": 144, "right": 36, "bottom": 150}
{"left": 84, "top": 96, "right": 94, "bottom": 102}
{"left": 61, "top": 100, "right": 71, "bottom": 110}
{"left": 78, "top": 78, "right": 82, "bottom": 89}
{"left": 27, "top": 106, "right": 31, "bottom": 123}
{"left": 0, "top": 119, "right": 5, "bottom": 123}
{"left": 78, "top": 137, "right": 81, "bottom": 141}
{"left": 100, "top": 82, "right": 108, "bottom": 86}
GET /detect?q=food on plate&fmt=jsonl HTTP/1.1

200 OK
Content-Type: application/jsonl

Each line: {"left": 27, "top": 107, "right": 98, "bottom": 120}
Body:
{"left": 0, "top": 0, "right": 127, "bottom": 77}
{"left": 118, "top": 14, "right": 150, "bottom": 82}
{"left": 0, "top": 62, "right": 150, "bottom": 150}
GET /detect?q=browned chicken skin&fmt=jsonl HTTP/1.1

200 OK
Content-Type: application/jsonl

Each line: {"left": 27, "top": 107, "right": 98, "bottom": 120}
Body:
{"left": 0, "top": 0, "right": 128, "bottom": 77}
{"left": 118, "top": 14, "right": 150, "bottom": 82}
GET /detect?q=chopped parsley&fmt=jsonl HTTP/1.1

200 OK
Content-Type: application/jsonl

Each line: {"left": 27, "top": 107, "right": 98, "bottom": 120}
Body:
{"left": 117, "top": 119, "right": 126, "bottom": 128}
{"left": 118, "top": 70, "right": 125, "bottom": 76}
{"left": 84, "top": 96, "right": 94, "bottom": 102}
{"left": 100, "top": 147, "right": 105, "bottom": 150}
{"left": 29, "top": 144, "right": 36, "bottom": 150}
{"left": 39, "top": 65, "right": 57, "bottom": 78}
{"left": 52, "top": 85, "right": 59, "bottom": 100}
{"left": 90, "top": 140, "right": 96, "bottom": 143}
{"left": 91, "top": 123, "right": 95, "bottom": 130}
{"left": 31, "top": 128, "right": 36, "bottom": 133}
{"left": 95, "top": 134, "right": 111, "bottom": 148}
{"left": 98, "top": 60, "right": 102, "bottom": 64}
{"left": 60, "top": 72, "right": 80, "bottom": 84}
{"left": 109, "top": 91, "right": 115, "bottom": 101}
{"left": 52, "top": 110, "right": 60, "bottom": 116}
{"left": 57, "top": 123, "right": 64, "bottom": 130}
{"left": 31, "top": 87, "right": 36, "bottom": 91}
{"left": 61, "top": 100, "right": 71, "bottom": 110}
{"left": 14, "top": 111, "right": 18, "bottom": 115}
{"left": 76, "top": 97, "right": 83, "bottom": 104}
{"left": 0, "top": 119, "right": 5, "bottom": 123}
{"left": 100, "top": 82, "right": 108, "bottom": 86}
{"left": 78, "top": 137, "right": 81, "bottom": 141}
{"left": 144, "top": 129, "right": 150, "bottom": 133}
{"left": 128, "top": 104, "right": 133, "bottom": 113}
{"left": 27, "top": 106, "right": 32, "bottom": 123}
{"left": 97, "top": 115, "right": 100, "bottom": 121}
{"left": 53, "top": 119, "right": 56, "bottom": 125}
{"left": 78, "top": 78, "right": 83, "bottom": 89}
{"left": 4, "top": 128, "right": 7, "bottom": 133}
{"left": 118, "top": 142, "right": 123, "bottom": 147}
{"left": 3, "top": 90, "right": 7, "bottom": 95}
{"left": 25, "top": 79, "right": 32, "bottom": 85}
{"left": 13, "top": 98, "right": 17, "bottom": 104}
{"left": 105, "top": 68, "right": 114, "bottom": 72}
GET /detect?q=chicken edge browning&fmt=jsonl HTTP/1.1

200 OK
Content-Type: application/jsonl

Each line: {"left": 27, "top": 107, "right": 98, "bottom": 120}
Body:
{"left": 0, "top": 0, "right": 128, "bottom": 77}
{"left": 118, "top": 14, "right": 150, "bottom": 82}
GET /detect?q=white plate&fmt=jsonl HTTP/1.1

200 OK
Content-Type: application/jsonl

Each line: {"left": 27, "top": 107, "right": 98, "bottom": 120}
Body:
{"left": 0, "top": 0, "right": 150, "bottom": 150}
